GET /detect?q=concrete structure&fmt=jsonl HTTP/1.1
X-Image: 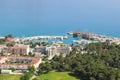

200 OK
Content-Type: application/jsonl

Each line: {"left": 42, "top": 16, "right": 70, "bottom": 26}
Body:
{"left": 46, "top": 46, "right": 57, "bottom": 58}
{"left": 33, "top": 46, "right": 46, "bottom": 54}
{"left": 69, "top": 31, "right": 120, "bottom": 45}
{"left": 0, "top": 37, "right": 5, "bottom": 39}
{"left": 57, "top": 46, "right": 72, "bottom": 55}
{"left": 0, "top": 56, "right": 41, "bottom": 70}
{"left": 20, "top": 36, "right": 68, "bottom": 41}
{"left": 46, "top": 42, "right": 72, "bottom": 59}
{"left": 73, "top": 39, "right": 98, "bottom": 45}
{"left": 0, "top": 46, "right": 4, "bottom": 53}
{"left": 0, "top": 57, "right": 7, "bottom": 64}
{"left": 1, "top": 70, "right": 12, "bottom": 74}
{"left": 7, "top": 44, "right": 30, "bottom": 55}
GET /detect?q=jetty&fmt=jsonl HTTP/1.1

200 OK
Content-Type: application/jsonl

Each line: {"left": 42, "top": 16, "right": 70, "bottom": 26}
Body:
{"left": 20, "top": 36, "right": 68, "bottom": 41}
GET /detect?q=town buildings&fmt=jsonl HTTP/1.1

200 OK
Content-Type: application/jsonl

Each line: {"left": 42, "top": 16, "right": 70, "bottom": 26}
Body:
{"left": 1, "top": 70, "right": 12, "bottom": 74}
{"left": 46, "top": 42, "right": 72, "bottom": 59}
{"left": 7, "top": 44, "right": 30, "bottom": 55}
{"left": 0, "top": 56, "right": 41, "bottom": 70}
{"left": 33, "top": 42, "right": 72, "bottom": 59}
{"left": 1, "top": 32, "right": 120, "bottom": 73}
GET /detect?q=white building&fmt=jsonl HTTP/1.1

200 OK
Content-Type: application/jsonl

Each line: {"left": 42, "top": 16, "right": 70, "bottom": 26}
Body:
{"left": 1, "top": 70, "right": 12, "bottom": 74}
{"left": 0, "top": 56, "right": 41, "bottom": 70}
{"left": 46, "top": 44, "right": 72, "bottom": 59}
{"left": 46, "top": 46, "right": 57, "bottom": 59}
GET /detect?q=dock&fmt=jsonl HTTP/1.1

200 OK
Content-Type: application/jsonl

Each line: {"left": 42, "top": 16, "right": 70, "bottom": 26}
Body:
{"left": 20, "top": 36, "right": 68, "bottom": 41}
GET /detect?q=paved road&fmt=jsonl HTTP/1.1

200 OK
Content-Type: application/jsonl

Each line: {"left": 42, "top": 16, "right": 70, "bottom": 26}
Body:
{"left": 30, "top": 75, "right": 37, "bottom": 80}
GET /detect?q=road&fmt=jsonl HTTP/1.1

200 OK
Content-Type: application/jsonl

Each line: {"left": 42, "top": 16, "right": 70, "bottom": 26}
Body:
{"left": 30, "top": 75, "right": 37, "bottom": 80}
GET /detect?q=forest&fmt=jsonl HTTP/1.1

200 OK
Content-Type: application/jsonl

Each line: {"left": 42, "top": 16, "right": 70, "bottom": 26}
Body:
{"left": 39, "top": 42, "right": 120, "bottom": 80}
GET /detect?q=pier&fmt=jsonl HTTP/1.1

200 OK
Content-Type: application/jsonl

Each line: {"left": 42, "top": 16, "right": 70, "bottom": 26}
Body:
{"left": 20, "top": 36, "right": 68, "bottom": 41}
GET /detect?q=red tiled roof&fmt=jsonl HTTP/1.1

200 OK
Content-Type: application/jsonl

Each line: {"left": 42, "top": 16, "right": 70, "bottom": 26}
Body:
{"left": 0, "top": 56, "right": 40, "bottom": 66}
{"left": 7, "top": 38, "right": 15, "bottom": 41}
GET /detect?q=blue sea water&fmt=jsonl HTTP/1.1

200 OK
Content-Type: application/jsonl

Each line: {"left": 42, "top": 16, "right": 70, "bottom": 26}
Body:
{"left": 0, "top": 0, "right": 120, "bottom": 38}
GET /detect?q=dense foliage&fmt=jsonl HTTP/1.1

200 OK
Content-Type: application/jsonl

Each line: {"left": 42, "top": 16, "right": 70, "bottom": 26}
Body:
{"left": 39, "top": 42, "right": 120, "bottom": 80}
{"left": 0, "top": 39, "right": 6, "bottom": 44}
{"left": 30, "top": 42, "right": 49, "bottom": 48}
{"left": 5, "top": 34, "right": 13, "bottom": 39}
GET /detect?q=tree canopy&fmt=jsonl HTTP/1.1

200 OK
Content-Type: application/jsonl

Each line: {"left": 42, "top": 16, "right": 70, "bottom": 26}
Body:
{"left": 39, "top": 42, "right": 120, "bottom": 80}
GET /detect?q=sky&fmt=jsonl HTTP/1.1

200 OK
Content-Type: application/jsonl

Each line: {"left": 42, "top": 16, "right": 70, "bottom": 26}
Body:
{"left": 0, "top": 0, "right": 120, "bottom": 37}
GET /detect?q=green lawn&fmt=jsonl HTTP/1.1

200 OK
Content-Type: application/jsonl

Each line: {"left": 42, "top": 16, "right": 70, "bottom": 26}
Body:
{"left": 0, "top": 74, "right": 22, "bottom": 80}
{"left": 36, "top": 71, "right": 79, "bottom": 80}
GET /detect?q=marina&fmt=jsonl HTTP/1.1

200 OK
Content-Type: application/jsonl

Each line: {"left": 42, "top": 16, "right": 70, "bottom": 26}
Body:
{"left": 13, "top": 31, "right": 120, "bottom": 45}
{"left": 20, "top": 36, "right": 68, "bottom": 41}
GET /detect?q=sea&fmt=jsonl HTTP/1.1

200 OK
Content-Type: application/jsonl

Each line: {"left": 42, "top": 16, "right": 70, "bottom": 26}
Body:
{"left": 0, "top": 0, "right": 120, "bottom": 44}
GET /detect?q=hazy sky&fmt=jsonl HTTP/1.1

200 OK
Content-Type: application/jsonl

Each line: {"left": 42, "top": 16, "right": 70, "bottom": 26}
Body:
{"left": 0, "top": 0, "right": 120, "bottom": 36}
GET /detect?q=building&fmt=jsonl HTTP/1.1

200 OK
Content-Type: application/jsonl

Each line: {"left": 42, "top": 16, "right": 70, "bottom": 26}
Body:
{"left": 7, "top": 38, "right": 20, "bottom": 43}
{"left": 33, "top": 46, "right": 46, "bottom": 54}
{"left": 57, "top": 46, "right": 72, "bottom": 55}
{"left": 0, "top": 56, "right": 41, "bottom": 70}
{"left": 0, "top": 57, "right": 7, "bottom": 64}
{"left": 1, "top": 70, "right": 12, "bottom": 74}
{"left": 0, "top": 37, "right": 5, "bottom": 39}
{"left": 0, "top": 45, "right": 4, "bottom": 53}
{"left": 46, "top": 46, "right": 57, "bottom": 58}
{"left": 7, "top": 44, "right": 30, "bottom": 55}
{"left": 46, "top": 43, "right": 72, "bottom": 59}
